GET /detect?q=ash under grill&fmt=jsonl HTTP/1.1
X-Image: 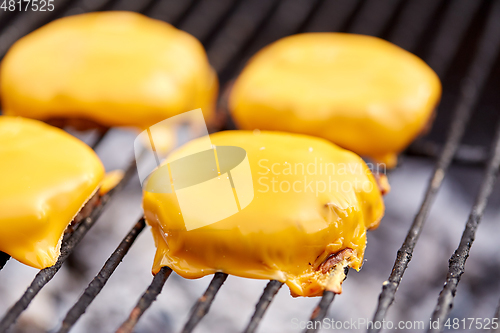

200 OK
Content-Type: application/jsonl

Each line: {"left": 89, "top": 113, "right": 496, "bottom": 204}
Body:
{"left": 1, "top": 0, "right": 500, "bottom": 332}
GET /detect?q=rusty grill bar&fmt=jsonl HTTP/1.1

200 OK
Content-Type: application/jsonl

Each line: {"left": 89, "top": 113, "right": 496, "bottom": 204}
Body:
{"left": 0, "top": 1, "right": 500, "bottom": 333}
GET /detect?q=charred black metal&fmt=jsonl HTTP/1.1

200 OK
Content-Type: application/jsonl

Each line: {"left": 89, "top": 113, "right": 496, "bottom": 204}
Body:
{"left": 181, "top": 272, "right": 229, "bottom": 333}
{"left": 55, "top": 218, "right": 146, "bottom": 333}
{"left": 429, "top": 121, "right": 500, "bottom": 331}
{"left": 0, "top": 0, "right": 77, "bottom": 60}
{"left": 493, "top": 299, "right": 500, "bottom": 333}
{"left": 243, "top": 280, "right": 284, "bottom": 333}
{"left": 115, "top": 266, "right": 172, "bottom": 333}
{"left": 302, "top": 266, "right": 349, "bottom": 333}
{"left": 406, "top": 140, "right": 489, "bottom": 165}
{"left": 303, "top": 291, "right": 336, "bottom": 333}
{"left": 427, "top": 4, "right": 500, "bottom": 322}
{"left": 369, "top": 1, "right": 500, "bottom": 330}
{"left": 0, "top": 0, "right": 499, "bottom": 331}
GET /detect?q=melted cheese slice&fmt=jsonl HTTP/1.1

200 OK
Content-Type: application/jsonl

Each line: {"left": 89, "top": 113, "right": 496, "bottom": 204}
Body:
{"left": 0, "top": 116, "right": 104, "bottom": 269}
{"left": 143, "top": 131, "right": 385, "bottom": 297}
{"left": 229, "top": 33, "right": 441, "bottom": 168}
{"left": 0, "top": 11, "right": 218, "bottom": 128}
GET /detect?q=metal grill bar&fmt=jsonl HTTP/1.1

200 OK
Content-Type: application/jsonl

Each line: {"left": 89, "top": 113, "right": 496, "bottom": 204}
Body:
{"left": 0, "top": 157, "right": 137, "bottom": 332}
{"left": 167, "top": 0, "right": 203, "bottom": 28}
{"left": 492, "top": 300, "right": 500, "bottom": 333}
{"left": 55, "top": 218, "right": 146, "bottom": 333}
{"left": 386, "top": 0, "right": 445, "bottom": 51}
{"left": 181, "top": 272, "right": 228, "bottom": 333}
{"left": 207, "top": 0, "right": 280, "bottom": 76}
{"left": 84, "top": 0, "right": 121, "bottom": 12}
{"left": 165, "top": 1, "right": 334, "bottom": 329}
{"left": 43, "top": 2, "right": 284, "bottom": 330}
{"left": 235, "top": 0, "right": 322, "bottom": 61}
{"left": 303, "top": 291, "right": 336, "bottom": 333}
{"left": 61, "top": 0, "right": 119, "bottom": 16}
{"left": 238, "top": 0, "right": 322, "bottom": 56}
{"left": 88, "top": 130, "right": 109, "bottom": 148}
{"left": 0, "top": 2, "right": 288, "bottom": 330}
{"left": 178, "top": 0, "right": 242, "bottom": 47}
{"left": 303, "top": 266, "right": 350, "bottom": 333}
{"left": 369, "top": 1, "right": 500, "bottom": 330}
{"left": 348, "top": 0, "right": 405, "bottom": 37}
{"left": 408, "top": 141, "right": 489, "bottom": 166}
{"left": 146, "top": 0, "right": 199, "bottom": 27}
{"left": 397, "top": 0, "right": 483, "bottom": 161}
{"left": 115, "top": 266, "right": 172, "bottom": 333}
{"left": 425, "top": 0, "right": 483, "bottom": 77}
{"left": 108, "top": 0, "right": 157, "bottom": 12}
{"left": 303, "top": 0, "right": 363, "bottom": 33}
{"left": 429, "top": 114, "right": 500, "bottom": 331}
{"left": 0, "top": 0, "right": 190, "bottom": 277}
{"left": 213, "top": 0, "right": 441, "bottom": 329}
{"left": 294, "top": 0, "right": 451, "bottom": 326}
{"left": 0, "top": 0, "right": 76, "bottom": 59}
{"left": 200, "top": 1, "right": 380, "bottom": 328}
{"left": 243, "top": 280, "right": 283, "bottom": 333}
{"left": 0, "top": 10, "right": 21, "bottom": 32}
{"left": 0, "top": 1, "right": 497, "bottom": 331}
{"left": 427, "top": 8, "right": 500, "bottom": 325}
{"left": 178, "top": 1, "right": 333, "bottom": 329}
{"left": 218, "top": 0, "right": 324, "bottom": 84}
{"left": 56, "top": 1, "right": 251, "bottom": 330}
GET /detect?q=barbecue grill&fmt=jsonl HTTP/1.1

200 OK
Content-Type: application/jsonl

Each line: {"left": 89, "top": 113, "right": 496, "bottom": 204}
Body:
{"left": 1, "top": 0, "right": 500, "bottom": 332}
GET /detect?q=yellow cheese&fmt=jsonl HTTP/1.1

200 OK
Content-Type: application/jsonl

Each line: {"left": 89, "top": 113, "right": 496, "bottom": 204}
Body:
{"left": 143, "top": 130, "right": 385, "bottom": 296}
{"left": 229, "top": 33, "right": 441, "bottom": 168}
{"left": 0, "top": 11, "right": 218, "bottom": 128}
{"left": 0, "top": 116, "right": 104, "bottom": 269}
{"left": 100, "top": 170, "right": 125, "bottom": 195}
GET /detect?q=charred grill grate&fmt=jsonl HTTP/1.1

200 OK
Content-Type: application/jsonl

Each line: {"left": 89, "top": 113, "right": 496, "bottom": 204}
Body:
{"left": 1, "top": 0, "right": 500, "bottom": 332}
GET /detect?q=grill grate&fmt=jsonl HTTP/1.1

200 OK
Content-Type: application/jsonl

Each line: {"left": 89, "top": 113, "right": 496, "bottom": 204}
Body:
{"left": 429, "top": 1, "right": 500, "bottom": 331}
{"left": 181, "top": 273, "right": 228, "bottom": 333}
{"left": 429, "top": 109, "right": 500, "bottom": 332}
{"left": 116, "top": 266, "right": 172, "bottom": 333}
{"left": 243, "top": 280, "right": 284, "bottom": 333}
{"left": 494, "top": 302, "right": 500, "bottom": 333}
{"left": 0, "top": 1, "right": 500, "bottom": 332}
{"left": 56, "top": 218, "right": 147, "bottom": 333}
{"left": 370, "top": 1, "right": 500, "bottom": 331}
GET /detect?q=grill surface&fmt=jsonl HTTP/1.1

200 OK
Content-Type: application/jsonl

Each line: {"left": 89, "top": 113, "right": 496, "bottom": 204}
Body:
{"left": 1, "top": 1, "right": 500, "bottom": 332}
